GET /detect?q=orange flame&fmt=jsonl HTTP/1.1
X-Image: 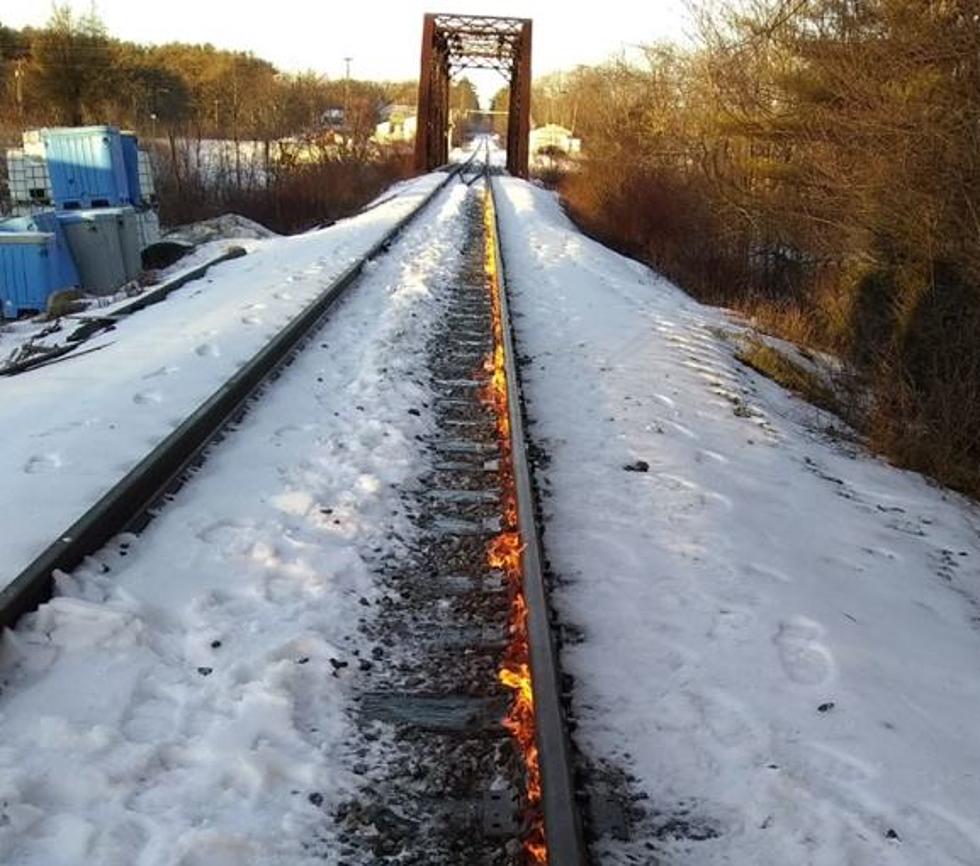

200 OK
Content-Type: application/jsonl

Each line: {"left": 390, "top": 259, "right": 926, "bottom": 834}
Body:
{"left": 483, "top": 188, "right": 547, "bottom": 864}
{"left": 488, "top": 532, "right": 523, "bottom": 572}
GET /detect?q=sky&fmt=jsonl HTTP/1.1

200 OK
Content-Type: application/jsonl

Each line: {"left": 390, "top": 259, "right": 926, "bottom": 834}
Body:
{"left": 0, "top": 1, "right": 694, "bottom": 101}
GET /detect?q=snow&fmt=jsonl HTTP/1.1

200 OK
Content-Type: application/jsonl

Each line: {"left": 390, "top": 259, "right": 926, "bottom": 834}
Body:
{"left": 163, "top": 213, "right": 279, "bottom": 245}
{"left": 0, "top": 172, "right": 446, "bottom": 594}
{"left": 1, "top": 246, "right": 244, "bottom": 368}
{"left": 0, "top": 177, "right": 470, "bottom": 865}
{"left": 493, "top": 177, "right": 980, "bottom": 865}
{"left": 3, "top": 156, "right": 979, "bottom": 865}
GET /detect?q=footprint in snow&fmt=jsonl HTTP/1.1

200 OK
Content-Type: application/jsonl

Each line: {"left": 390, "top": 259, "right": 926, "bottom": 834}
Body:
{"left": 774, "top": 617, "right": 836, "bottom": 686}
{"left": 901, "top": 802, "right": 980, "bottom": 863}
{"left": 660, "top": 473, "right": 733, "bottom": 511}
{"left": 133, "top": 391, "right": 163, "bottom": 405}
{"left": 743, "top": 562, "right": 794, "bottom": 584}
{"left": 23, "top": 452, "right": 62, "bottom": 474}
{"left": 143, "top": 365, "right": 179, "bottom": 379}
{"left": 802, "top": 740, "right": 879, "bottom": 784}
{"left": 709, "top": 605, "right": 756, "bottom": 640}
{"left": 241, "top": 315, "right": 262, "bottom": 326}
{"left": 696, "top": 449, "right": 729, "bottom": 465}
{"left": 663, "top": 419, "right": 699, "bottom": 441}
{"left": 694, "top": 688, "right": 758, "bottom": 748}
{"left": 683, "top": 356, "right": 740, "bottom": 386}
{"left": 195, "top": 343, "right": 220, "bottom": 358}
{"left": 33, "top": 419, "right": 84, "bottom": 438}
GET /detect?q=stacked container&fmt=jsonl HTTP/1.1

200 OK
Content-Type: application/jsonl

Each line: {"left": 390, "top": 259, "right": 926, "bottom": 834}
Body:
{"left": 121, "top": 131, "right": 161, "bottom": 249}
{"left": 0, "top": 232, "right": 61, "bottom": 318}
{"left": 57, "top": 210, "right": 129, "bottom": 294}
{"left": 30, "top": 126, "right": 130, "bottom": 210}
{"left": 137, "top": 149, "right": 157, "bottom": 206}
{"left": 1, "top": 126, "right": 162, "bottom": 315}
{"left": 0, "top": 211, "right": 81, "bottom": 315}
{"left": 1, "top": 211, "right": 80, "bottom": 290}
{"left": 5, "top": 150, "right": 53, "bottom": 212}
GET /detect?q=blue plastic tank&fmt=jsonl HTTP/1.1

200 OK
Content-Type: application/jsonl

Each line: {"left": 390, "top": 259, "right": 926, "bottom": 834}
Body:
{"left": 0, "top": 211, "right": 80, "bottom": 290}
{"left": 39, "top": 126, "right": 130, "bottom": 209}
{"left": 0, "top": 232, "right": 59, "bottom": 318}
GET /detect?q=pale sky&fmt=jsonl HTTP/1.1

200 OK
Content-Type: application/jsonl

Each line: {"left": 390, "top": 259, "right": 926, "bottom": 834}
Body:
{"left": 1, "top": 1, "right": 693, "bottom": 100}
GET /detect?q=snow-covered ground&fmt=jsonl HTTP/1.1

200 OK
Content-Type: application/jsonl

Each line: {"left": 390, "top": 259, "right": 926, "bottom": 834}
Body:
{"left": 0, "top": 173, "right": 445, "bottom": 594}
{"left": 1, "top": 241, "right": 251, "bottom": 366}
{"left": 0, "top": 178, "right": 469, "bottom": 865}
{"left": 162, "top": 213, "right": 278, "bottom": 245}
{"left": 3, "top": 157, "right": 980, "bottom": 866}
{"left": 494, "top": 177, "right": 980, "bottom": 865}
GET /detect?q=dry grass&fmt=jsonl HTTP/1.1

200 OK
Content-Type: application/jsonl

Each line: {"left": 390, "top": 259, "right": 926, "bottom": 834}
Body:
{"left": 155, "top": 150, "right": 414, "bottom": 235}
{"left": 735, "top": 338, "right": 840, "bottom": 416}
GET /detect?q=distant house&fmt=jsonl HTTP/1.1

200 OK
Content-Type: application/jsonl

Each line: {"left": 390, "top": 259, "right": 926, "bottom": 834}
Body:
{"left": 321, "top": 107, "right": 346, "bottom": 130}
{"left": 374, "top": 104, "right": 418, "bottom": 144}
{"left": 529, "top": 124, "right": 581, "bottom": 156}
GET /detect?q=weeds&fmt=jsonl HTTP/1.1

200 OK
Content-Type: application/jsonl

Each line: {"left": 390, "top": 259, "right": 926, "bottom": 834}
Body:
{"left": 154, "top": 145, "right": 413, "bottom": 235}
{"left": 735, "top": 338, "right": 839, "bottom": 417}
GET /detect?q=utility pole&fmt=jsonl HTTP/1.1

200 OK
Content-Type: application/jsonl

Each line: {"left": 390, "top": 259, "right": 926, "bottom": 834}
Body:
{"left": 343, "top": 56, "right": 353, "bottom": 116}
{"left": 14, "top": 59, "right": 24, "bottom": 118}
{"left": 343, "top": 57, "right": 353, "bottom": 146}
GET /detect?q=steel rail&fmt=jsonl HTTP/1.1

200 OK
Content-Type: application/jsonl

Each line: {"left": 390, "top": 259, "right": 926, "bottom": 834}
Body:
{"left": 486, "top": 174, "right": 589, "bottom": 864}
{"left": 0, "top": 157, "right": 475, "bottom": 632}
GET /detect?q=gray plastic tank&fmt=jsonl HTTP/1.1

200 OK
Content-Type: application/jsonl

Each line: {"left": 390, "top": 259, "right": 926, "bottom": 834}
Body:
{"left": 111, "top": 207, "right": 142, "bottom": 280}
{"left": 57, "top": 209, "right": 127, "bottom": 294}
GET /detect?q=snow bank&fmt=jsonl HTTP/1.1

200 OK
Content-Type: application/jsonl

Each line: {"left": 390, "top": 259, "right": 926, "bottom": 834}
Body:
{"left": 494, "top": 177, "right": 980, "bottom": 866}
{"left": 163, "top": 213, "right": 279, "bottom": 244}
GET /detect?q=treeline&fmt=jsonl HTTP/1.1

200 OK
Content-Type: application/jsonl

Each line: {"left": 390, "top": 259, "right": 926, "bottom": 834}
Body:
{"left": 0, "top": 6, "right": 480, "bottom": 144}
{"left": 541, "top": 0, "right": 980, "bottom": 497}
{"left": 0, "top": 6, "right": 476, "bottom": 232}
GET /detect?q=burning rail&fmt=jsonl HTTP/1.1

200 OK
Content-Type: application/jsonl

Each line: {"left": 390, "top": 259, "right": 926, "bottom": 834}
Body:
{"left": 0, "top": 151, "right": 587, "bottom": 864}
{"left": 482, "top": 180, "right": 587, "bottom": 864}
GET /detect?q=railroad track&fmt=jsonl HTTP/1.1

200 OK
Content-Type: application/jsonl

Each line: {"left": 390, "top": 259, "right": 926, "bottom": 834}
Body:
{"left": 0, "top": 151, "right": 586, "bottom": 864}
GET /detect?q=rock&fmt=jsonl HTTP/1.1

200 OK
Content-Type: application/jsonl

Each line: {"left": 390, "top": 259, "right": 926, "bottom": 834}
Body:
{"left": 141, "top": 240, "right": 195, "bottom": 270}
{"left": 624, "top": 460, "right": 650, "bottom": 472}
{"left": 46, "top": 290, "right": 85, "bottom": 317}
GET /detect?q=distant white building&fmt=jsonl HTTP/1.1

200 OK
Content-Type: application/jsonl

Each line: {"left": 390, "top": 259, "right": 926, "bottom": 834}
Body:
{"left": 529, "top": 124, "right": 581, "bottom": 157}
{"left": 374, "top": 104, "right": 418, "bottom": 144}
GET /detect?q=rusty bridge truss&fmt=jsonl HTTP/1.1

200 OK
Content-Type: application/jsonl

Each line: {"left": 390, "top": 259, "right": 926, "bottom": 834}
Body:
{"left": 414, "top": 13, "right": 533, "bottom": 178}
